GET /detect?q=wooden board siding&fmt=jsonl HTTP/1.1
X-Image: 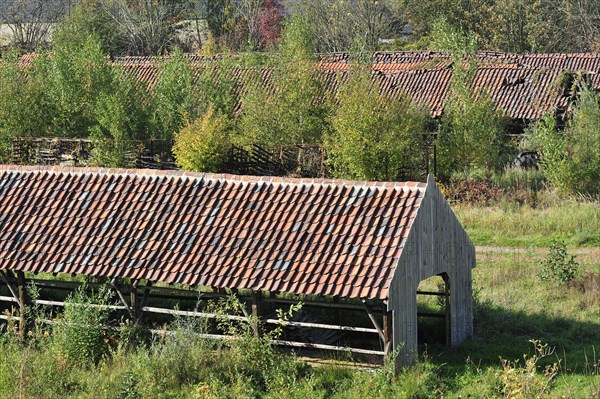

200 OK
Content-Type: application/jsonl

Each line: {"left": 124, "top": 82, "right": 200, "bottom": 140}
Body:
{"left": 389, "top": 175, "right": 475, "bottom": 365}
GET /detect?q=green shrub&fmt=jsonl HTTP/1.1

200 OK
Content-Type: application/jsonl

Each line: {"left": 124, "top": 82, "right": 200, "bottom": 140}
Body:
{"left": 530, "top": 87, "right": 600, "bottom": 195}
{"left": 539, "top": 240, "right": 579, "bottom": 283}
{"left": 430, "top": 18, "right": 510, "bottom": 179}
{"left": 0, "top": 51, "right": 54, "bottom": 158}
{"left": 152, "top": 48, "right": 198, "bottom": 141}
{"left": 326, "top": 64, "right": 430, "bottom": 181}
{"left": 173, "top": 106, "right": 232, "bottom": 172}
{"left": 52, "top": 286, "right": 113, "bottom": 366}
{"left": 238, "top": 16, "right": 330, "bottom": 146}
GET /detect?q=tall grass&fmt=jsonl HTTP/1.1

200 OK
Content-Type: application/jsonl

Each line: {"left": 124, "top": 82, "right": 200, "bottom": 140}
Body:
{"left": 0, "top": 252, "right": 598, "bottom": 398}
{"left": 455, "top": 199, "right": 600, "bottom": 247}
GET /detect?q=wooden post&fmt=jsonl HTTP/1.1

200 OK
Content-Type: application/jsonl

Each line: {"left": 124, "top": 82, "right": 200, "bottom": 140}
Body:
{"left": 130, "top": 282, "right": 139, "bottom": 324}
{"left": 136, "top": 282, "right": 152, "bottom": 324}
{"left": 442, "top": 274, "right": 451, "bottom": 346}
{"left": 383, "top": 310, "right": 393, "bottom": 366}
{"left": 251, "top": 290, "right": 262, "bottom": 337}
{"left": 17, "top": 271, "right": 27, "bottom": 338}
{"left": 210, "top": 287, "right": 223, "bottom": 333}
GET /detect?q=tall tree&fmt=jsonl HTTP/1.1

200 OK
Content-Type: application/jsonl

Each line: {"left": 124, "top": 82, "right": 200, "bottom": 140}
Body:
{"left": 0, "top": 0, "right": 70, "bottom": 50}
{"left": 284, "top": 0, "right": 403, "bottom": 52}
{"left": 326, "top": 64, "right": 430, "bottom": 181}
{"left": 238, "top": 16, "right": 329, "bottom": 146}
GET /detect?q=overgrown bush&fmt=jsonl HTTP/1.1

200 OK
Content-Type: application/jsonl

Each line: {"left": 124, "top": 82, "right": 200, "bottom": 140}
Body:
{"left": 497, "top": 340, "right": 558, "bottom": 399}
{"left": 238, "top": 16, "right": 330, "bottom": 146}
{"left": 430, "top": 18, "right": 510, "bottom": 180}
{"left": 0, "top": 51, "right": 54, "bottom": 157}
{"left": 173, "top": 107, "right": 232, "bottom": 172}
{"left": 52, "top": 286, "right": 113, "bottom": 366}
{"left": 529, "top": 86, "right": 600, "bottom": 195}
{"left": 152, "top": 48, "right": 198, "bottom": 142}
{"left": 0, "top": 32, "right": 149, "bottom": 163}
{"left": 539, "top": 240, "right": 579, "bottom": 283}
{"left": 326, "top": 64, "right": 430, "bottom": 181}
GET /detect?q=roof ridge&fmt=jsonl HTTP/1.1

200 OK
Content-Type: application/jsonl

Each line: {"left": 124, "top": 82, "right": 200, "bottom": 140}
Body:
{"left": 0, "top": 164, "right": 427, "bottom": 191}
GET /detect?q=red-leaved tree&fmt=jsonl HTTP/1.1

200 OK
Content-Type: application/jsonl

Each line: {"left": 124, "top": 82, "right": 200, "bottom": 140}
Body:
{"left": 257, "top": 0, "right": 283, "bottom": 49}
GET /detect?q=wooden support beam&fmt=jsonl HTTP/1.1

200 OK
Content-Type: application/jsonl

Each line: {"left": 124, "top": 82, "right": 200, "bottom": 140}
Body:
{"left": 416, "top": 290, "right": 447, "bottom": 296}
{"left": 136, "top": 282, "right": 152, "bottom": 324}
{"left": 110, "top": 278, "right": 134, "bottom": 319}
{"left": 17, "top": 271, "right": 27, "bottom": 338}
{"left": 271, "top": 339, "right": 385, "bottom": 356}
{"left": 262, "top": 297, "right": 383, "bottom": 311}
{"left": 141, "top": 305, "right": 248, "bottom": 321}
{"left": 417, "top": 312, "right": 446, "bottom": 319}
{"left": 383, "top": 311, "right": 393, "bottom": 365}
{"left": 362, "top": 300, "right": 385, "bottom": 342}
{"left": 0, "top": 270, "right": 20, "bottom": 303}
{"left": 130, "top": 282, "right": 139, "bottom": 323}
{"left": 251, "top": 290, "right": 262, "bottom": 336}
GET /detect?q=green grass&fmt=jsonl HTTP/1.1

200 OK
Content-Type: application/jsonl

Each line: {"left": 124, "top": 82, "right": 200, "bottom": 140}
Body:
{"left": 431, "top": 252, "right": 600, "bottom": 398}
{"left": 454, "top": 200, "right": 600, "bottom": 247}
{"left": 1, "top": 250, "right": 598, "bottom": 398}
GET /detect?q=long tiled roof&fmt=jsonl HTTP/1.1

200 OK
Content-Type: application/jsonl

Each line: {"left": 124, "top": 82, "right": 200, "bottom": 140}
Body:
{"left": 0, "top": 166, "right": 427, "bottom": 299}
{"left": 10, "top": 51, "right": 600, "bottom": 120}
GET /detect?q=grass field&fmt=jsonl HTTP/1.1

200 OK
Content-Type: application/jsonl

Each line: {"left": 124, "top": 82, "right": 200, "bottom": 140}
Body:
{"left": 454, "top": 200, "right": 600, "bottom": 248}
{"left": 0, "top": 249, "right": 598, "bottom": 398}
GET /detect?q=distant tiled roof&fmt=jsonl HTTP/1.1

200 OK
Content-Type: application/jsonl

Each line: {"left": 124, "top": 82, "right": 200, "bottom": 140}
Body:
{"left": 0, "top": 166, "right": 427, "bottom": 299}
{"left": 11, "top": 51, "right": 600, "bottom": 120}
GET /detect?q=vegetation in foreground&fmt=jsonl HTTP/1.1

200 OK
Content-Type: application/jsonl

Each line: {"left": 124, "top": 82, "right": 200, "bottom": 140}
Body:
{"left": 1, "top": 249, "right": 598, "bottom": 399}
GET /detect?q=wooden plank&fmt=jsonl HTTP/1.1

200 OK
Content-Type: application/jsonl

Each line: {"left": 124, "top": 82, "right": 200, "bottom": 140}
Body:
{"left": 417, "top": 312, "right": 446, "bottom": 319}
{"left": 28, "top": 278, "right": 105, "bottom": 290}
{"left": 34, "top": 299, "right": 127, "bottom": 311}
{"left": 262, "top": 297, "right": 383, "bottom": 311}
{"left": 362, "top": 300, "right": 385, "bottom": 341}
{"left": 442, "top": 273, "right": 451, "bottom": 346}
{"left": 141, "top": 306, "right": 248, "bottom": 322}
{"left": 263, "top": 318, "right": 379, "bottom": 334}
{"left": 271, "top": 340, "right": 385, "bottom": 356}
{"left": 0, "top": 295, "right": 18, "bottom": 303}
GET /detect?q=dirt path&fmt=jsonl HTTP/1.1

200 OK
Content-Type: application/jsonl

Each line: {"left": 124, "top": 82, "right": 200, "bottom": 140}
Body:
{"left": 476, "top": 246, "right": 600, "bottom": 262}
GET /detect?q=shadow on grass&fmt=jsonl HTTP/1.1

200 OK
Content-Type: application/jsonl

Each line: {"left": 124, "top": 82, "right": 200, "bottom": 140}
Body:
{"left": 425, "top": 298, "right": 599, "bottom": 378}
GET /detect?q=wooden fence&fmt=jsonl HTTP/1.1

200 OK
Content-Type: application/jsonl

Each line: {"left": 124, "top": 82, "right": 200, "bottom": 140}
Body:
{"left": 0, "top": 272, "right": 450, "bottom": 363}
{"left": 10, "top": 137, "right": 434, "bottom": 180}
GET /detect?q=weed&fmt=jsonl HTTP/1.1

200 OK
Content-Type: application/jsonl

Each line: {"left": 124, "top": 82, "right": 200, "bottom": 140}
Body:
{"left": 497, "top": 340, "right": 559, "bottom": 399}
{"left": 539, "top": 240, "right": 579, "bottom": 283}
{"left": 52, "top": 285, "right": 114, "bottom": 366}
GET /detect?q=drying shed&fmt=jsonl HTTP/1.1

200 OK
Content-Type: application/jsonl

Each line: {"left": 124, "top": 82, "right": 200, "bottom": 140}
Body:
{"left": 0, "top": 166, "right": 475, "bottom": 365}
